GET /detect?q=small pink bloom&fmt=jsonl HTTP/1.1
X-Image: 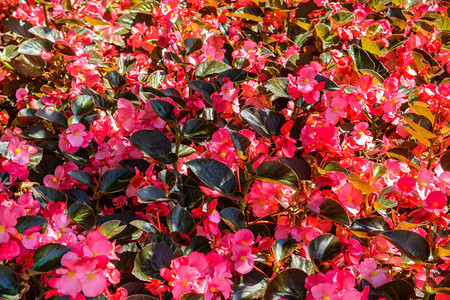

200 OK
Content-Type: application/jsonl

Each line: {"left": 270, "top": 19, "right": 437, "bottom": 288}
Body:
{"left": 231, "top": 244, "right": 256, "bottom": 274}
{"left": 423, "top": 191, "right": 447, "bottom": 214}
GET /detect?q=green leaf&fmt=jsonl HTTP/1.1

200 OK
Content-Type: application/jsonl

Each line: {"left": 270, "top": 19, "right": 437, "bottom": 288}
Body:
{"left": 350, "top": 217, "right": 391, "bottom": 237}
{"left": 361, "top": 36, "right": 382, "bottom": 56}
{"left": 381, "top": 230, "right": 430, "bottom": 262}
{"left": 195, "top": 60, "right": 232, "bottom": 77}
{"left": 279, "top": 157, "right": 311, "bottom": 181}
{"left": 35, "top": 109, "right": 67, "bottom": 126}
{"left": 188, "top": 80, "right": 217, "bottom": 100}
{"left": 369, "top": 280, "right": 415, "bottom": 300}
{"left": 185, "top": 158, "right": 237, "bottom": 195}
{"left": 67, "top": 170, "right": 94, "bottom": 186}
{"left": 232, "top": 270, "right": 268, "bottom": 300}
{"left": 185, "top": 38, "right": 203, "bottom": 55}
{"left": 272, "top": 239, "right": 298, "bottom": 262}
{"left": 374, "top": 186, "right": 398, "bottom": 210}
{"left": 182, "top": 118, "right": 218, "bottom": 142}
{"left": 16, "top": 215, "right": 48, "bottom": 234}
{"left": 68, "top": 202, "right": 96, "bottom": 230}
{"left": 118, "top": 56, "right": 137, "bottom": 73}
{"left": 330, "top": 11, "right": 355, "bottom": 24}
{"left": 240, "top": 108, "right": 286, "bottom": 139}
{"left": 106, "top": 70, "right": 126, "bottom": 87}
{"left": 133, "top": 243, "right": 173, "bottom": 281}
{"left": 129, "top": 130, "right": 177, "bottom": 164}
{"left": 290, "top": 255, "right": 315, "bottom": 275}
{"left": 308, "top": 233, "right": 342, "bottom": 261}
{"left": 81, "top": 86, "right": 113, "bottom": 110}
{"left": 263, "top": 269, "right": 307, "bottom": 300}
{"left": 181, "top": 294, "right": 205, "bottom": 300}
{"left": 218, "top": 69, "right": 249, "bottom": 83}
{"left": 254, "top": 161, "right": 299, "bottom": 189}
{"left": 33, "top": 186, "right": 67, "bottom": 207}
{"left": 99, "top": 220, "right": 126, "bottom": 239}
{"left": 100, "top": 168, "right": 135, "bottom": 193}
{"left": 13, "top": 54, "right": 45, "bottom": 77}
{"left": 441, "top": 152, "right": 450, "bottom": 171}
{"left": 2, "top": 45, "right": 19, "bottom": 61}
{"left": 0, "top": 265, "right": 20, "bottom": 298}
{"left": 349, "top": 44, "right": 375, "bottom": 70}
{"left": 136, "top": 186, "right": 167, "bottom": 203}
{"left": 22, "top": 126, "right": 51, "bottom": 140}
{"left": 18, "top": 38, "right": 53, "bottom": 56}
{"left": 150, "top": 99, "right": 176, "bottom": 120}
{"left": 264, "top": 78, "right": 290, "bottom": 98}
{"left": 33, "top": 243, "right": 70, "bottom": 272}
{"left": 220, "top": 207, "right": 246, "bottom": 232}
{"left": 229, "top": 130, "right": 251, "bottom": 159}
{"left": 372, "top": 163, "right": 387, "bottom": 178}
{"left": 167, "top": 204, "right": 195, "bottom": 235}
{"left": 28, "top": 26, "right": 60, "bottom": 43}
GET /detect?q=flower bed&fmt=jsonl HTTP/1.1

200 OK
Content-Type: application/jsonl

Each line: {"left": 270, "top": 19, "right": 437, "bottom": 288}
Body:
{"left": 0, "top": 0, "right": 450, "bottom": 299}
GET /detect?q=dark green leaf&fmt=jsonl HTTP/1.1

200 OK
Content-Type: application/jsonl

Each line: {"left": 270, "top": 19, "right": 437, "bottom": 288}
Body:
{"left": 254, "top": 161, "right": 298, "bottom": 189}
{"left": 386, "top": 35, "right": 409, "bottom": 52}
{"left": 28, "top": 26, "right": 60, "bottom": 43}
{"left": 279, "top": 157, "right": 311, "bottom": 181}
{"left": 349, "top": 44, "right": 375, "bottom": 70}
{"left": 195, "top": 60, "right": 232, "bottom": 77}
{"left": 133, "top": 243, "right": 173, "bottom": 281}
{"left": 68, "top": 202, "right": 95, "bottom": 230}
{"left": 308, "top": 233, "right": 342, "bottom": 261}
{"left": 218, "top": 69, "right": 249, "bottom": 83}
{"left": 3, "top": 45, "right": 19, "bottom": 61}
{"left": 33, "top": 244, "right": 70, "bottom": 272}
{"left": 182, "top": 118, "right": 217, "bottom": 142}
{"left": 381, "top": 230, "right": 430, "bottom": 262}
{"left": 81, "top": 86, "right": 113, "bottom": 110}
{"left": 264, "top": 78, "right": 289, "bottom": 98}
{"left": 18, "top": 38, "right": 53, "bottom": 56}
{"left": 441, "top": 152, "right": 450, "bottom": 171}
{"left": 0, "top": 265, "right": 20, "bottom": 298}
{"left": 16, "top": 215, "right": 48, "bottom": 234}
{"left": 13, "top": 55, "right": 45, "bottom": 77}
{"left": 232, "top": 270, "right": 268, "bottom": 300}
{"left": 229, "top": 130, "right": 251, "bottom": 158}
{"left": 67, "top": 170, "right": 94, "bottom": 186}
{"left": 33, "top": 186, "right": 67, "bottom": 207}
{"left": 351, "top": 217, "right": 391, "bottom": 236}
{"left": 35, "top": 109, "right": 67, "bottom": 126}
{"left": 185, "top": 38, "right": 203, "bottom": 55}
{"left": 263, "top": 269, "right": 307, "bottom": 300}
{"left": 220, "top": 207, "right": 245, "bottom": 231}
{"left": 22, "top": 126, "right": 51, "bottom": 140}
{"left": 118, "top": 56, "right": 137, "bottom": 73}
{"left": 318, "top": 198, "right": 351, "bottom": 227}
{"left": 129, "top": 130, "right": 177, "bottom": 164}
{"left": 150, "top": 100, "right": 176, "bottom": 120}
{"left": 370, "top": 280, "right": 414, "bottom": 300}
{"left": 136, "top": 186, "right": 167, "bottom": 203}
{"left": 181, "top": 294, "right": 205, "bottom": 300}
{"left": 372, "top": 163, "right": 387, "bottom": 178}
{"left": 331, "top": 11, "right": 354, "bottom": 24}
{"left": 167, "top": 204, "right": 195, "bottom": 235}
{"left": 272, "top": 239, "right": 298, "bottom": 262}
{"left": 187, "top": 80, "right": 217, "bottom": 100}
{"left": 375, "top": 187, "right": 398, "bottom": 210}
{"left": 164, "top": 51, "right": 182, "bottom": 63}
{"left": 240, "top": 107, "right": 286, "bottom": 139}
{"left": 100, "top": 168, "right": 135, "bottom": 193}
{"left": 185, "top": 158, "right": 237, "bottom": 195}
{"left": 107, "top": 70, "right": 127, "bottom": 87}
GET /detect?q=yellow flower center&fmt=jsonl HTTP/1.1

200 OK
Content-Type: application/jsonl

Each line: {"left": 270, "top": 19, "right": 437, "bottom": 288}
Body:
{"left": 304, "top": 78, "right": 309, "bottom": 83}
{"left": 88, "top": 273, "right": 95, "bottom": 280}
{"left": 68, "top": 271, "right": 75, "bottom": 277}
{"left": 93, "top": 252, "right": 98, "bottom": 257}
{"left": 332, "top": 107, "right": 338, "bottom": 112}
{"left": 347, "top": 196, "right": 353, "bottom": 201}
{"left": 323, "top": 297, "right": 330, "bottom": 300}
{"left": 53, "top": 177, "right": 58, "bottom": 183}
{"left": 240, "top": 256, "right": 246, "bottom": 261}
{"left": 61, "top": 227, "right": 66, "bottom": 232}
{"left": 220, "top": 152, "right": 226, "bottom": 158}
{"left": 28, "top": 234, "right": 34, "bottom": 239}
{"left": 371, "top": 270, "right": 378, "bottom": 277}
{"left": 74, "top": 132, "right": 79, "bottom": 136}
{"left": 0, "top": 225, "right": 5, "bottom": 232}
{"left": 15, "top": 148, "right": 21, "bottom": 154}
{"left": 210, "top": 286, "right": 216, "bottom": 292}
{"left": 182, "top": 280, "right": 188, "bottom": 286}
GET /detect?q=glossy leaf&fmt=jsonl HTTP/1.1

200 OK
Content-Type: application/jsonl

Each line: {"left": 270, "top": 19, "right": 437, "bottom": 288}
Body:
{"left": 369, "top": 280, "right": 414, "bottom": 300}
{"left": 350, "top": 217, "right": 391, "bottom": 236}
{"left": 167, "top": 204, "right": 195, "bottom": 235}
{"left": 349, "top": 44, "right": 375, "bottom": 70}
{"left": 150, "top": 99, "right": 176, "bottom": 120}
{"left": 18, "top": 38, "right": 53, "bottom": 56}
{"left": 264, "top": 77, "right": 289, "bottom": 97}
{"left": 185, "top": 158, "right": 237, "bottom": 195}
{"left": 28, "top": 26, "right": 60, "bottom": 43}
{"left": 263, "top": 269, "right": 307, "bottom": 300}
{"left": 100, "top": 168, "right": 135, "bottom": 193}
{"left": 129, "top": 130, "right": 177, "bottom": 164}
{"left": 35, "top": 109, "right": 67, "bottom": 126}
{"left": 290, "top": 255, "right": 315, "bottom": 275}
{"left": 381, "top": 230, "right": 430, "bottom": 262}
{"left": 185, "top": 38, "right": 203, "bottom": 55}
{"left": 272, "top": 239, "right": 298, "bottom": 262}
{"left": 133, "top": 243, "right": 173, "bottom": 281}
{"left": 254, "top": 161, "right": 298, "bottom": 189}
{"left": 232, "top": 270, "right": 268, "bottom": 300}
{"left": 33, "top": 244, "right": 70, "bottom": 272}
{"left": 99, "top": 220, "right": 127, "bottom": 239}
{"left": 136, "top": 186, "right": 167, "bottom": 203}
{"left": 0, "top": 265, "right": 20, "bottom": 298}
{"left": 68, "top": 202, "right": 96, "bottom": 230}
{"left": 33, "top": 186, "right": 67, "bottom": 206}
{"left": 308, "top": 233, "right": 342, "bottom": 261}
{"left": 279, "top": 157, "right": 311, "bottom": 181}
{"left": 220, "top": 207, "right": 245, "bottom": 232}
{"left": 67, "top": 170, "right": 94, "bottom": 186}
{"left": 187, "top": 80, "right": 216, "bottom": 100}
{"left": 318, "top": 198, "right": 351, "bottom": 226}
{"left": 195, "top": 60, "right": 232, "bottom": 77}
{"left": 16, "top": 215, "right": 48, "bottom": 234}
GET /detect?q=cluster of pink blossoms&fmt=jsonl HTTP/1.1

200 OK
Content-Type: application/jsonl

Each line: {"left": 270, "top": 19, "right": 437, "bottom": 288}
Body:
{"left": 59, "top": 123, "right": 94, "bottom": 153}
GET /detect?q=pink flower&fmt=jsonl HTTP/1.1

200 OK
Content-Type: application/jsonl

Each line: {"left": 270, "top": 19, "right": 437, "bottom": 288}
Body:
{"left": 230, "top": 244, "right": 256, "bottom": 274}
{"left": 247, "top": 181, "right": 281, "bottom": 217}
{"left": 394, "top": 176, "right": 416, "bottom": 196}
{"left": 59, "top": 123, "right": 93, "bottom": 153}
{"left": 0, "top": 205, "right": 17, "bottom": 244}
{"left": 7, "top": 137, "right": 36, "bottom": 165}
{"left": 337, "top": 182, "right": 363, "bottom": 216}
{"left": 423, "top": 191, "right": 447, "bottom": 214}
{"left": 358, "top": 258, "right": 389, "bottom": 288}
{"left": 351, "top": 122, "right": 373, "bottom": 146}
{"left": 273, "top": 120, "right": 297, "bottom": 158}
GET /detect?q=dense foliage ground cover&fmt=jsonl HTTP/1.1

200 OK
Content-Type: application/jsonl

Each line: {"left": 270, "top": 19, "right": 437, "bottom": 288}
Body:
{"left": 1, "top": 0, "right": 450, "bottom": 299}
